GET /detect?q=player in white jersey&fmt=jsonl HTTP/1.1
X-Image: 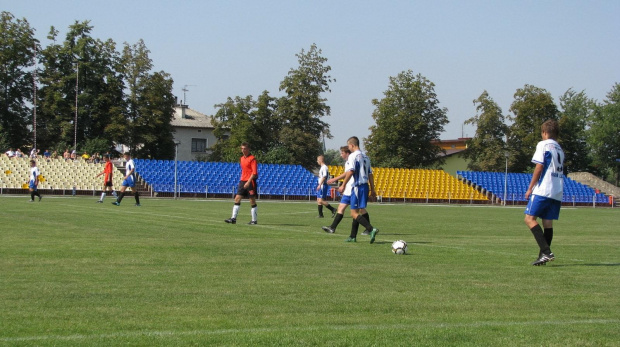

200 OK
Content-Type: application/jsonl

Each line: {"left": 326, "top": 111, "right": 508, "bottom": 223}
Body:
{"left": 28, "top": 159, "right": 42, "bottom": 202}
{"left": 322, "top": 146, "right": 355, "bottom": 233}
{"left": 339, "top": 136, "right": 379, "bottom": 243}
{"left": 316, "top": 155, "right": 337, "bottom": 218}
{"left": 112, "top": 153, "right": 141, "bottom": 206}
{"left": 524, "top": 120, "right": 564, "bottom": 266}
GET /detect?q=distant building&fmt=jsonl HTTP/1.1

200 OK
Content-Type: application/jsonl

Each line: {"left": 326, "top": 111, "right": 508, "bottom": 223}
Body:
{"left": 171, "top": 104, "right": 220, "bottom": 161}
{"left": 432, "top": 137, "right": 471, "bottom": 176}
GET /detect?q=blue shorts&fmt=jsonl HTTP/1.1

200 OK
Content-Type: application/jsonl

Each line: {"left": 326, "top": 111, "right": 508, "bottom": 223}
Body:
{"left": 350, "top": 184, "right": 369, "bottom": 210}
{"left": 29, "top": 180, "right": 37, "bottom": 190}
{"left": 340, "top": 194, "right": 351, "bottom": 205}
{"left": 525, "top": 195, "right": 561, "bottom": 220}
{"left": 316, "top": 184, "right": 330, "bottom": 199}
{"left": 122, "top": 178, "right": 135, "bottom": 188}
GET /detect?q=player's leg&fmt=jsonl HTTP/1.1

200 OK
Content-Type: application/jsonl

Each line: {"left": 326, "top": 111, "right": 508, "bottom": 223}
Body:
{"left": 322, "top": 202, "right": 348, "bottom": 233}
{"left": 134, "top": 188, "right": 140, "bottom": 206}
{"left": 542, "top": 219, "right": 553, "bottom": 248}
{"left": 113, "top": 186, "right": 127, "bottom": 205}
{"left": 98, "top": 183, "right": 106, "bottom": 202}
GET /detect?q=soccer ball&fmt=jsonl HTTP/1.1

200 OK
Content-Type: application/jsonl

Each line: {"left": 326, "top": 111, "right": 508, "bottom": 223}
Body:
{"left": 391, "top": 240, "right": 408, "bottom": 255}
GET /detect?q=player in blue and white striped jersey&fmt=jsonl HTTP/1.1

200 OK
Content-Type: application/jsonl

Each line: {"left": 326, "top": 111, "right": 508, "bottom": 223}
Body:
{"left": 112, "top": 153, "right": 141, "bottom": 206}
{"left": 28, "top": 159, "right": 42, "bottom": 202}
{"left": 339, "top": 136, "right": 379, "bottom": 244}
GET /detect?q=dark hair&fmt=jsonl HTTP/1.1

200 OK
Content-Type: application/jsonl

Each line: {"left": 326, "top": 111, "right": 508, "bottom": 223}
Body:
{"left": 541, "top": 120, "right": 559, "bottom": 139}
{"left": 339, "top": 146, "right": 351, "bottom": 154}
{"left": 241, "top": 142, "right": 250, "bottom": 148}
{"left": 347, "top": 136, "right": 360, "bottom": 147}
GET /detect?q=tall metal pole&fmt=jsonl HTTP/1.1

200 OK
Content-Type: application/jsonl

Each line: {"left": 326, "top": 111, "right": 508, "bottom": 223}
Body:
{"left": 174, "top": 142, "right": 180, "bottom": 199}
{"left": 32, "top": 42, "right": 37, "bottom": 151}
{"left": 503, "top": 153, "right": 509, "bottom": 206}
{"left": 74, "top": 60, "right": 79, "bottom": 151}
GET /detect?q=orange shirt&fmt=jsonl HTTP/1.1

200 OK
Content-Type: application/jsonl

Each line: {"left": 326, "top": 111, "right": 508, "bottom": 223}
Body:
{"left": 240, "top": 154, "right": 257, "bottom": 181}
{"left": 104, "top": 161, "right": 113, "bottom": 182}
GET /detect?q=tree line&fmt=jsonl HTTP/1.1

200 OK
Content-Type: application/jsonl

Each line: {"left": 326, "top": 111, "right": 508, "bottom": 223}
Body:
{"left": 2, "top": 12, "right": 618, "bottom": 183}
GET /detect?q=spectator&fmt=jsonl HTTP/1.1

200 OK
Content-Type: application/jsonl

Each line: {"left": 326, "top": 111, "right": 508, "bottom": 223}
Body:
{"left": 5, "top": 148, "right": 15, "bottom": 158}
{"left": 70, "top": 150, "right": 77, "bottom": 161}
{"left": 63, "top": 149, "right": 70, "bottom": 161}
{"left": 15, "top": 148, "right": 24, "bottom": 158}
{"left": 30, "top": 148, "right": 39, "bottom": 158}
{"left": 43, "top": 149, "right": 51, "bottom": 161}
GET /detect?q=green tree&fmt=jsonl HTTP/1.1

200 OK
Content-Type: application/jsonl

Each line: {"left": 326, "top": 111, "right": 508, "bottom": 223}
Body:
{"left": 277, "top": 43, "right": 333, "bottom": 170}
{"left": 210, "top": 95, "right": 257, "bottom": 162}
{"left": 365, "top": 70, "right": 448, "bottom": 168}
{"left": 558, "top": 88, "right": 594, "bottom": 174}
{"left": 37, "top": 21, "right": 124, "bottom": 152}
{"left": 0, "top": 12, "right": 37, "bottom": 149}
{"left": 588, "top": 83, "right": 620, "bottom": 185}
{"left": 116, "top": 40, "right": 175, "bottom": 158}
{"left": 463, "top": 91, "right": 508, "bottom": 171}
{"left": 507, "top": 84, "right": 559, "bottom": 173}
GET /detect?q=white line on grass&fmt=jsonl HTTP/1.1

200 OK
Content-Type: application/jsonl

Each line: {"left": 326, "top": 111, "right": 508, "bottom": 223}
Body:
{"left": 2, "top": 319, "right": 618, "bottom": 343}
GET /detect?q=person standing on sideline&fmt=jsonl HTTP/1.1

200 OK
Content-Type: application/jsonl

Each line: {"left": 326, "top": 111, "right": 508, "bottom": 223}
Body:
{"left": 316, "top": 155, "right": 337, "bottom": 218}
{"left": 112, "top": 152, "right": 140, "bottom": 207}
{"left": 339, "top": 136, "right": 378, "bottom": 243}
{"left": 96, "top": 155, "right": 116, "bottom": 203}
{"left": 28, "top": 159, "right": 42, "bottom": 202}
{"left": 524, "top": 119, "right": 565, "bottom": 266}
{"left": 225, "top": 142, "right": 258, "bottom": 225}
{"left": 322, "top": 146, "right": 356, "bottom": 234}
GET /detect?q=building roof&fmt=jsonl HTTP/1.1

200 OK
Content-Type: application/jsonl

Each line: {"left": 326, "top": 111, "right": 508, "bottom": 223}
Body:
{"left": 171, "top": 105, "right": 215, "bottom": 129}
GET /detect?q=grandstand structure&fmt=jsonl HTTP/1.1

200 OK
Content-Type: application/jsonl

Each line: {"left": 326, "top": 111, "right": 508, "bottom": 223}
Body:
{"left": 458, "top": 171, "right": 610, "bottom": 205}
{"left": 0, "top": 155, "right": 612, "bottom": 206}
{"left": 0, "top": 156, "right": 123, "bottom": 194}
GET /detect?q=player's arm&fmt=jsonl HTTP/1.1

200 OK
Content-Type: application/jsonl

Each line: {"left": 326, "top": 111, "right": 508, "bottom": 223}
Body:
{"left": 525, "top": 163, "right": 544, "bottom": 199}
{"left": 125, "top": 167, "right": 134, "bottom": 180}
{"left": 244, "top": 159, "right": 258, "bottom": 188}
{"left": 327, "top": 172, "right": 346, "bottom": 184}
{"left": 368, "top": 172, "right": 376, "bottom": 197}
{"left": 339, "top": 170, "right": 353, "bottom": 193}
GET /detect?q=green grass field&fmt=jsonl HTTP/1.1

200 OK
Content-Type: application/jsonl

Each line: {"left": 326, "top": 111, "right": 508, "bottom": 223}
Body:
{"left": 0, "top": 195, "right": 618, "bottom": 346}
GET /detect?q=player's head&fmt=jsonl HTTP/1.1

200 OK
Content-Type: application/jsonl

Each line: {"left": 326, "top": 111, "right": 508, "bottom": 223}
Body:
{"left": 123, "top": 152, "right": 131, "bottom": 159}
{"left": 541, "top": 119, "right": 559, "bottom": 140}
{"left": 29, "top": 159, "right": 36, "bottom": 166}
{"left": 339, "top": 146, "right": 351, "bottom": 159}
{"left": 347, "top": 136, "right": 360, "bottom": 151}
{"left": 316, "top": 155, "right": 324, "bottom": 164}
{"left": 240, "top": 142, "right": 251, "bottom": 156}
{"left": 104, "top": 155, "right": 110, "bottom": 162}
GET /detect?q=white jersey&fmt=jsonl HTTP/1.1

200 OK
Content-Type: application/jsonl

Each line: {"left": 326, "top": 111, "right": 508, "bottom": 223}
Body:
{"left": 346, "top": 150, "right": 372, "bottom": 186}
{"left": 125, "top": 159, "right": 136, "bottom": 182}
{"left": 318, "top": 164, "right": 329, "bottom": 188}
{"left": 531, "top": 139, "right": 564, "bottom": 201}
{"left": 29, "top": 166, "right": 40, "bottom": 183}
{"left": 343, "top": 159, "right": 354, "bottom": 196}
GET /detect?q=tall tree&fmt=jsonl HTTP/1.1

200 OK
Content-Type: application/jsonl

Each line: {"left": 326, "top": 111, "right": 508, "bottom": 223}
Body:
{"left": 0, "top": 12, "right": 37, "bottom": 149}
{"left": 210, "top": 95, "right": 257, "bottom": 162}
{"left": 37, "top": 21, "right": 123, "bottom": 152}
{"left": 116, "top": 40, "right": 175, "bottom": 158}
{"left": 365, "top": 70, "right": 448, "bottom": 168}
{"left": 558, "top": 88, "right": 594, "bottom": 173}
{"left": 277, "top": 43, "right": 333, "bottom": 169}
{"left": 463, "top": 91, "right": 508, "bottom": 171}
{"left": 588, "top": 83, "right": 620, "bottom": 185}
{"left": 507, "top": 84, "right": 559, "bottom": 173}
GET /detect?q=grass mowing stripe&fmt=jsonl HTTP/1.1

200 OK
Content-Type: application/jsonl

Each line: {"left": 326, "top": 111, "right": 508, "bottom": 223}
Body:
{"left": 2, "top": 319, "right": 618, "bottom": 342}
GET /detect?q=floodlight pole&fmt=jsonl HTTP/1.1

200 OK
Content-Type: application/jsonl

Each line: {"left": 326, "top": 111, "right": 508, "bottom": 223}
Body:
{"left": 503, "top": 152, "right": 509, "bottom": 206}
{"left": 174, "top": 141, "right": 180, "bottom": 199}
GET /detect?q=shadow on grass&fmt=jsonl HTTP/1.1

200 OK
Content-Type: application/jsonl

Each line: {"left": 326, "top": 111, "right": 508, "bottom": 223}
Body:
{"left": 553, "top": 263, "right": 620, "bottom": 267}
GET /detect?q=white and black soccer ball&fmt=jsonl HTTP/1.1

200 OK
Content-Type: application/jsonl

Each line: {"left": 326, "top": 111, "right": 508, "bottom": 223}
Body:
{"left": 391, "top": 240, "right": 408, "bottom": 255}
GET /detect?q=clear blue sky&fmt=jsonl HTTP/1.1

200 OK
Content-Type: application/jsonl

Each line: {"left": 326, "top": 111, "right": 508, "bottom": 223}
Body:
{"left": 4, "top": 0, "right": 619, "bottom": 150}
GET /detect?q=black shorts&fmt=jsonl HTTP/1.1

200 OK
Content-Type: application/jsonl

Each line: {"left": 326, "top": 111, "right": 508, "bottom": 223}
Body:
{"left": 237, "top": 180, "right": 257, "bottom": 198}
{"left": 104, "top": 180, "right": 113, "bottom": 187}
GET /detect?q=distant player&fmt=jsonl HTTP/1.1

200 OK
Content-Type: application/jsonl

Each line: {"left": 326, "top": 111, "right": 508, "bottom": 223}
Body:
{"left": 340, "top": 136, "right": 378, "bottom": 243}
{"left": 524, "top": 119, "right": 565, "bottom": 266}
{"left": 322, "top": 146, "right": 357, "bottom": 233}
{"left": 225, "top": 142, "right": 258, "bottom": 225}
{"left": 28, "top": 159, "right": 42, "bottom": 202}
{"left": 95, "top": 155, "right": 116, "bottom": 203}
{"left": 316, "top": 155, "right": 337, "bottom": 218}
{"left": 112, "top": 152, "right": 140, "bottom": 207}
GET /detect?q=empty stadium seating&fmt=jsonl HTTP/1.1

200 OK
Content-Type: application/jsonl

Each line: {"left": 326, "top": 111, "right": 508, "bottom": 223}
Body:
{"left": 457, "top": 171, "right": 609, "bottom": 204}
{"left": 329, "top": 165, "right": 488, "bottom": 201}
{"left": 0, "top": 156, "right": 123, "bottom": 191}
{"left": 134, "top": 159, "right": 317, "bottom": 196}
